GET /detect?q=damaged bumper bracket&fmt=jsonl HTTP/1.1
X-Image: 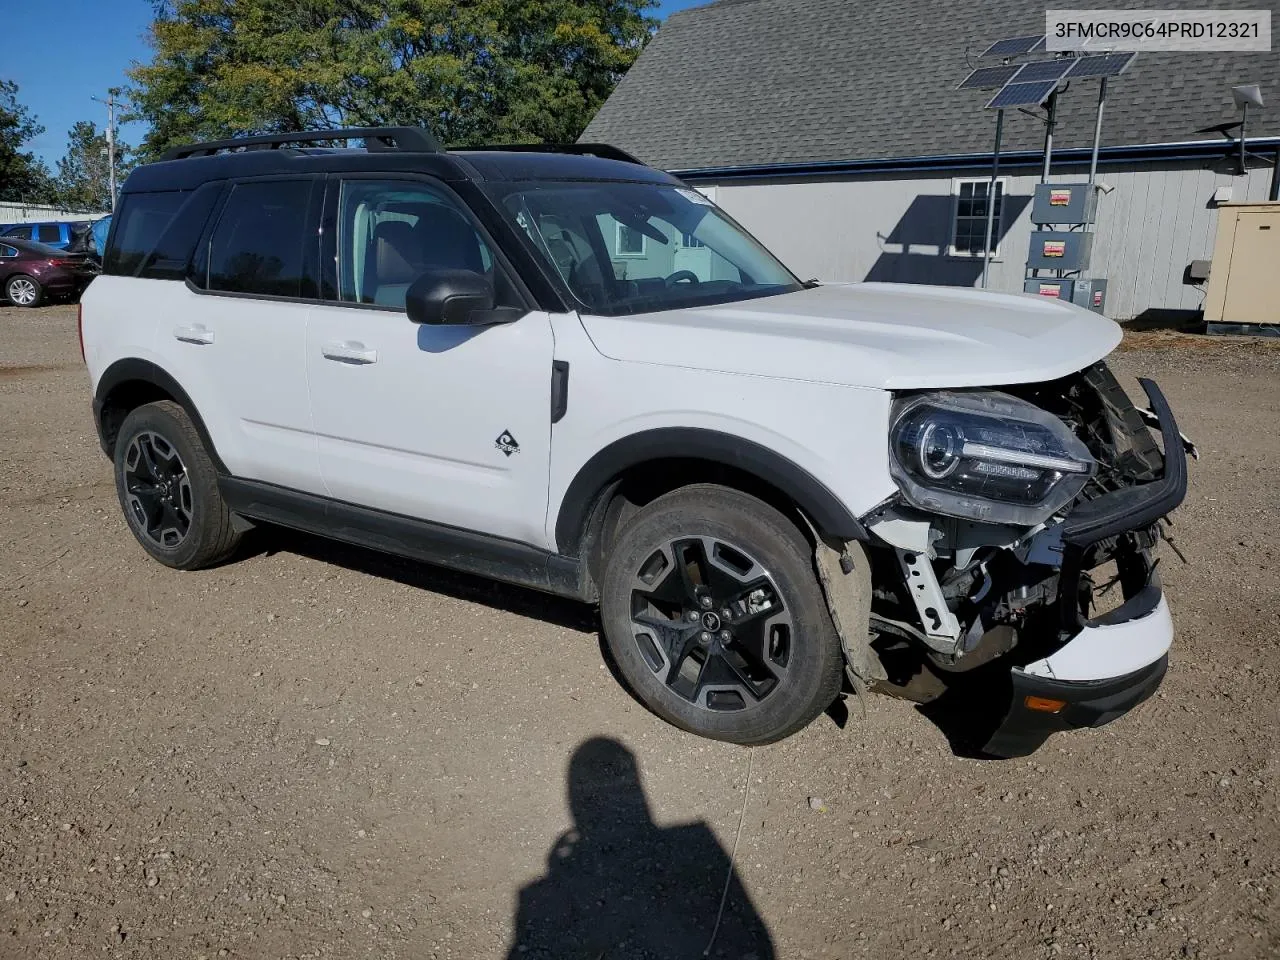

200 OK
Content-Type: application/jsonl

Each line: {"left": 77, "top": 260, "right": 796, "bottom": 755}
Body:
{"left": 983, "top": 377, "right": 1187, "bottom": 758}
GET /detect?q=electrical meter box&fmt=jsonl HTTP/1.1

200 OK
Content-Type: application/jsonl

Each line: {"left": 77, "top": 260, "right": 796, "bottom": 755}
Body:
{"left": 1070, "top": 277, "right": 1108, "bottom": 314}
{"left": 1027, "top": 230, "right": 1093, "bottom": 271}
{"left": 1024, "top": 278, "right": 1076, "bottom": 301}
{"left": 1031, "top": 183, "right": 1097, "bottom": 225}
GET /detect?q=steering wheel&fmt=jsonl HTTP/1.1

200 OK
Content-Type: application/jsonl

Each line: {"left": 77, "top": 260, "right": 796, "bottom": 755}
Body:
{"left": 664, "top": 270, "right": 701, "bottom": 287}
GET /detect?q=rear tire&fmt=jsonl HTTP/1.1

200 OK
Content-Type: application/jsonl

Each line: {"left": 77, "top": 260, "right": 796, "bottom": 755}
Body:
{"left": 113, "top": 400, "right": 241, "bottom": 570}
{"left": 5, "top": 274, "right": 42, "bottom": 307}
{"left": 600, "top": 484, "right": 843, "bottom": 745}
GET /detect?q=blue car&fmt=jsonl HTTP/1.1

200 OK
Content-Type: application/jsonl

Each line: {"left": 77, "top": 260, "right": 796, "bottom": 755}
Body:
{"left": 1, "top": 221, "right": 91, "bottom": 250}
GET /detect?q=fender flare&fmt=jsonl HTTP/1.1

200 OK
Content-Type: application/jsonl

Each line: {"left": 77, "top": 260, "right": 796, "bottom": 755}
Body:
{"left": 554, "top": 427, "right": 867, "bottom": 555}
{"left": 93, "top": 358, "right": 228, "bottom": 473}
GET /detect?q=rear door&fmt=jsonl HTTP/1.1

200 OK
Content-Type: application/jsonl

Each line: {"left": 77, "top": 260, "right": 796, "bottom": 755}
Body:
{"left": 168, "top": 176, "right": 324, "bottom": 493}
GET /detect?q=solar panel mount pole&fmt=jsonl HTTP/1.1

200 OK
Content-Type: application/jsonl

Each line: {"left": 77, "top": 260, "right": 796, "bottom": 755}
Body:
{"left": 1041, "top": 90, "right": 1058, "bottom": 184}
{"left": 1087, "top": 77, "right": 1108, "bottom": 188}
{"left": 982, "top": 108, "right": 1004, "bottom": 289}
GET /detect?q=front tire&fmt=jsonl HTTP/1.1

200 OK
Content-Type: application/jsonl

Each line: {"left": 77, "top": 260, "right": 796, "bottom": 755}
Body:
{"left": 113, "top": 400, "right": 241, "bottom": 570}
{"left": 600, "top": 484, "right": 843, "bottom": 745}
{"left": 6, "top": 274, "right": 42, "bottom": 307}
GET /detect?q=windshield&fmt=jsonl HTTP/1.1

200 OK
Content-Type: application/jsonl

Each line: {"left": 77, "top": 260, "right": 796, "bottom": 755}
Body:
{"left": 488, "top": 181, "right": 803, "bottom": 316}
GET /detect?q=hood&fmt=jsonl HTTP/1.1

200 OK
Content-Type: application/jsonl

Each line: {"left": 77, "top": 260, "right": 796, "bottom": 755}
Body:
{"left": 578, "top": 282, "right": 1122, "bottom": 391}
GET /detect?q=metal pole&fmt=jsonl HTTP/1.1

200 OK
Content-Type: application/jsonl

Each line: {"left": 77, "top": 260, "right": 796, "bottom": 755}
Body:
{"left": 1087, "top": 78, "right": 1108, "bottom": 187}
{"left": 106, "top": 91, "right": 117, "bottom": 212}
{"left": 982, "top": 109, "right": 1004, "bottom": 290}
{"left": 1270, "top": 147, "right": 1279, "bottom": 201}
{"left": 1239, "top": 101, "right": 1249, "bottom": 177}
{"left": 1041, "top": 91, "right": 1058, "bottom": 183}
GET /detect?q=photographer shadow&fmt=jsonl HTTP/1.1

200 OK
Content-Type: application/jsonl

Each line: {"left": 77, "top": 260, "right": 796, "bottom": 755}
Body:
{"left": 507, "top": 737, "right": 774, "bottom": 959}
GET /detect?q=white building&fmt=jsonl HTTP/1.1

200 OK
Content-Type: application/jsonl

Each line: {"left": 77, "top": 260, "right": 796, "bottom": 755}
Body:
{"left": 583, "top": 0, "right": 1280, "bottom": 322}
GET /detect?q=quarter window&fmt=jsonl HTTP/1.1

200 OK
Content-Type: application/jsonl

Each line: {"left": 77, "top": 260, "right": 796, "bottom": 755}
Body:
{"left": 335, "top": 179, "right": 503, "bottom": 310}
{"left": 104, "top": 191, "right": 191, "bottom": 275}
{"left": 207, "top": 180, "right": 312, "bottom": 298}
{"left": 0, "top": 244, "right": 15, "bottom": 257}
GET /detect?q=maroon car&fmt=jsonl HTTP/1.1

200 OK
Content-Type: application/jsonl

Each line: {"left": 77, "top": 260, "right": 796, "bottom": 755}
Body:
{"left": 0, "top": 237, "right": 99, "bottom": 308}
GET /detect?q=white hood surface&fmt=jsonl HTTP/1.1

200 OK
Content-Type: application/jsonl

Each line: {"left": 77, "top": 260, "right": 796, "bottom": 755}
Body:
{"left": 579, "top": 282, "right": 1123, "bottom": 391}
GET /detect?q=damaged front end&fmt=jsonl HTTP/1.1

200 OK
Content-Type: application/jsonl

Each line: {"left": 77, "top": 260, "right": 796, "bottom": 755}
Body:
{"left": 850, "top": 362, "right": 1189, "bottom": 757}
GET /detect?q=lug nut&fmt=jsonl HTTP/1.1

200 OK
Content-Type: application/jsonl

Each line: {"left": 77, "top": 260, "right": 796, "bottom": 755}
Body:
{"left": 699, "top": 631, "right": 713, "bottom": 644}
{"left": 687, "top": 610, "right": 701, "bottom": 622}
{"left": 699, "top": 596, "right": 714, "bottom": 609}
{"left": 720, "top": 608, "right": 733, "bottom": 620}
{"left": 719, "top": 630, "right": 732, "bottom": 642}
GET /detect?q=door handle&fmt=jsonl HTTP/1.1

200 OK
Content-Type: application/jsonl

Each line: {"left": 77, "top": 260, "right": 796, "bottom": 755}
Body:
{"left": 321, "top": 340, "right": 378, "bottom": 365}
{"left": 173, "top": 324, "right": 214, "bottom": 345}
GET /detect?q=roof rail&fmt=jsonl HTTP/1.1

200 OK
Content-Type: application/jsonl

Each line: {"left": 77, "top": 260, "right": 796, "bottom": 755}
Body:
{"left": 458, "top": 143, "right": 648, "bottom": 166}
{"left": 160, "top": 126, "right": 444, "bottom": 161}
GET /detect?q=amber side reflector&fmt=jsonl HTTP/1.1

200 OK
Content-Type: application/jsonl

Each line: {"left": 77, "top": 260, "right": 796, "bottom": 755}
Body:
{"left": 1025, "top": 695, "right": 1067, "bottom": 714}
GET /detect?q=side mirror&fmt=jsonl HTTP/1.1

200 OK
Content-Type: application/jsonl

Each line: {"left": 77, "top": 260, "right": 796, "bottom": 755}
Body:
{"left": 405, "top": 269, "right": 515, "bottom": 326}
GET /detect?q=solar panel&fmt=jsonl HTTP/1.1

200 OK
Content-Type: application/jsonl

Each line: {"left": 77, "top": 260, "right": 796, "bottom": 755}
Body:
{"left": 1011, "top": 58, "right": 1073, "bottom": 83}
{"left": 957, "top": 64, "right": 1022, "bottom": 90}
{"left": 985, "top": 79, "right": 1059, "bottom": 110}
{"left": 980, "top": 35, "right": 1047, "bottom": 58}
{"left": 1065, "top": 52, "right": 1137, "bottom": 79}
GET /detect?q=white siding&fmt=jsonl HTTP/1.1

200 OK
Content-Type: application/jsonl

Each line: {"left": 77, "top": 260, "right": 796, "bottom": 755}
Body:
{"left": 0, "top": 202, "right": 107, "bottom": 225}
{"left": 704, "top": 161, "right": 1274, "bottom": 320}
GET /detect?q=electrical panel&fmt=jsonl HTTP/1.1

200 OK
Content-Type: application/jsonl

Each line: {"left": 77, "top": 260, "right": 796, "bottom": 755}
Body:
{"left": 1031, "top": 183, "right": 1097, "bottom": 225}
{"left": 1026, "top": 230, "right": 1093, "bottom": 271}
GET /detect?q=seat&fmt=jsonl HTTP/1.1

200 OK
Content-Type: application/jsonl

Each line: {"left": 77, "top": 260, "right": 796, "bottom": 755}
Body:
{"left": 368, "top": 208, "right": 487, "bottom": 307}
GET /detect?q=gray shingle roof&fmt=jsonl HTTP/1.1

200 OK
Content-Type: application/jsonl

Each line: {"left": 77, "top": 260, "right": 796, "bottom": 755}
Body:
{"left": 582, "top": 0, "right": 1280, "bottom": 170}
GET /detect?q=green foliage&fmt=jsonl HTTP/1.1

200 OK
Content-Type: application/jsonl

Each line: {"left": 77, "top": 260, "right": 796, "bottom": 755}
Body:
{"left": 0, "top": 80, "right": 55, "bottom": 203}
{"left": 129, "top": 0, "right": 659, "bottom": 160}
{"left": 51, "top": 121, "right": 134, "bottom": 211}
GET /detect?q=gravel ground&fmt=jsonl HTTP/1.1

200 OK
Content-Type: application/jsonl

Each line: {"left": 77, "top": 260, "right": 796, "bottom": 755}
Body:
{"left": 1, "top": 304, "right": 1277, "bottom": 960}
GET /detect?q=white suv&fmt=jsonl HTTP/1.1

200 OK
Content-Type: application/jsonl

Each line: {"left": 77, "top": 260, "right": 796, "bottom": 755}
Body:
{"left": 81, "top": 127, "right": 1188, "bottom": 755}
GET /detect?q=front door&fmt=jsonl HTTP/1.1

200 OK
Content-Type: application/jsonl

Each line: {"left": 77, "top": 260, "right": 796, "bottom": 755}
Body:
{"left": 306, "top": 175, "right": 555, "bottom": 548}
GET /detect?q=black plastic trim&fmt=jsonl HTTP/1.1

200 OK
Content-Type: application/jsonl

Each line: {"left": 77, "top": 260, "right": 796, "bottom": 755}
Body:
{"left": 983, "top": 655, "right": 1169, "bottom": 758}
{"left": 550, "top": 361, "right": 570, "bottom": 425}
{"left": 554, "top": 428, "right": 868, "bottom": 555}
{"left": 220, "top": 478, "right": 588, "bottom": 600}
{"left": 92, "top": 358, "right": 228, "bottom": 473}
{"left": 1061, "top": 378, "right": 1187, "bottom": 547}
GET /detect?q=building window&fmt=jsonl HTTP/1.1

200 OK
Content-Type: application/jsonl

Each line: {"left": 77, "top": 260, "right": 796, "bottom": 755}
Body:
{"left": 615, "top": 222, "right": 646, "bottom": 257}
{"left": 950, "top": 178, "right": 1006, "bottom": 257}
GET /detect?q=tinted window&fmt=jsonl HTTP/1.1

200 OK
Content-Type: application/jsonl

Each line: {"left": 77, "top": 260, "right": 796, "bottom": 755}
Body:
{"left": 138, "top": 182, "right": 223, "bottom": 282}
{"left": 4, "top": 225, "right": 33, "bottom": 240}
{"left": 335, "top": 178, "right": 506, "bottom": 310}
{"left": 207, "top": 180, "right": 311, "bottom": 298}
{"left": 105, "top": 191, "right": 191, "bottom": 275}
{"left": 36, "top": 224, "right": 61, "bottom": 244}
{"left": 0, "top": 244, "right": 16, "bottom": 258}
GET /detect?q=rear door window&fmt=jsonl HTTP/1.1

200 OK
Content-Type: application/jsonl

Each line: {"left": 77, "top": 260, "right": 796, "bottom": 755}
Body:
{"left": 206, "top": 179, "right": 312, "bottom": 298}
{"left": 36, "top": 224, "right": 61, "bottom": 244}
{"left": 105, "top": 191, "right": 192, "bottom": 275}
{"left": 4, "top": 225, "right": 33, "bottom": 240}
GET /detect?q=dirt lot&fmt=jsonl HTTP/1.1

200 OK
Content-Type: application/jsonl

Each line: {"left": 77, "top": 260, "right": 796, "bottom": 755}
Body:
{"left": 1, "top": 304, "right": 1278, "bottom": 960}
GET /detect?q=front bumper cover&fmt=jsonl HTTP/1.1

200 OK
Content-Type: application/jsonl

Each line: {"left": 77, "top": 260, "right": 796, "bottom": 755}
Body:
{"left": 983, "top": 377, "right": 1187, "bottom": 758}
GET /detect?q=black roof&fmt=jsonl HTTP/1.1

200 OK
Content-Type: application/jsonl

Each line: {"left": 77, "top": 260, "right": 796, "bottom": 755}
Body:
{"left": 124, "top": 142, "right": 679, "bottom": 194}
{"left": 581, "top": 0, "right": 1280, "bottom": 171}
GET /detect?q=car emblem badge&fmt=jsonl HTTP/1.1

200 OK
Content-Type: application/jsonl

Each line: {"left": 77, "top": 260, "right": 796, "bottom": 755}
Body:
{"left": 495, "top": 430, "right": 520, "bottom": 457}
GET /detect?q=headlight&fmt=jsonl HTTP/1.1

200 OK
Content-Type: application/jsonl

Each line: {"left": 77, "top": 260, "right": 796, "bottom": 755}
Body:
{"left": 889, "top": 391, "right": 1095, "bottom": 526}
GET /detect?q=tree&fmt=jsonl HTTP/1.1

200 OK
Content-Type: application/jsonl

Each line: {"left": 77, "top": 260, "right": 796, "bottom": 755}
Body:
{"left": 50, "top": 121, "right": 132, "bottom": 211}
{"left": 0, "top": 80, "right": 54, "bottom": 203}
{"left": 128, "top": 0, "right": 658, "bottom": 160}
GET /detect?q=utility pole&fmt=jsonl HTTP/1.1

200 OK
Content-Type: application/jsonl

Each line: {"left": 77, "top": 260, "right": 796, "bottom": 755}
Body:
{"left": 91, "top": 88, "right": 119, "bottom": 212}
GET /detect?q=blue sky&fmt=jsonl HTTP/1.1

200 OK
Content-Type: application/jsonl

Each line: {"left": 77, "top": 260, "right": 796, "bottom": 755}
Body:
{"left": 6, "top": 0, "right": 707, "bottom": 168}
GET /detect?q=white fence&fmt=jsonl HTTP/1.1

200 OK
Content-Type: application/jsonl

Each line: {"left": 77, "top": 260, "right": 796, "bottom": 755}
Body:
{"left": 0, "top": 202, "right": 108, "bottom": 224}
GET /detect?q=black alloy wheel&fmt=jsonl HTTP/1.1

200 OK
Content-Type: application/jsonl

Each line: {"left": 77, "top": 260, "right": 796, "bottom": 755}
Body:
{"left": 629, "top": 535, "right": 792, "bottom": 713}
